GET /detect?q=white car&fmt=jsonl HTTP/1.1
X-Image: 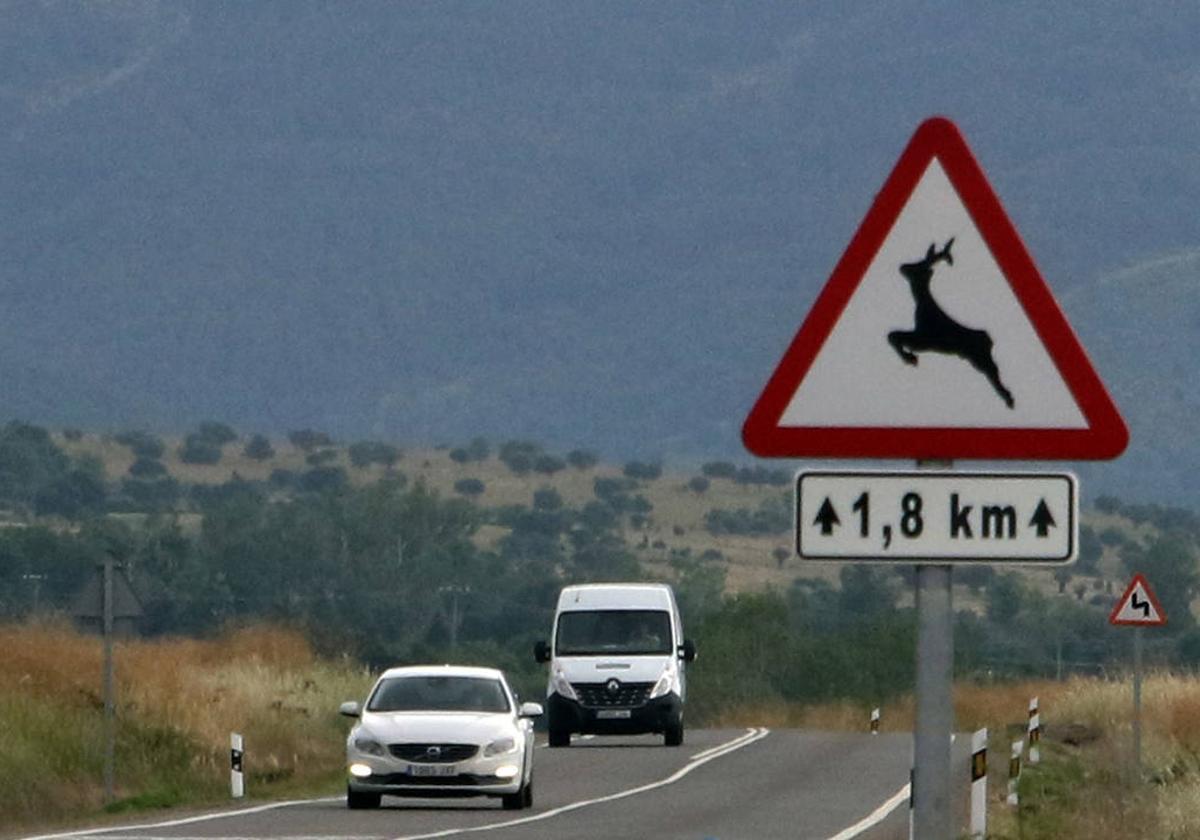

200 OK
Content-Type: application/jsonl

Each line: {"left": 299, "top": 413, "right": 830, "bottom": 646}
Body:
{"left": 339, "top": 665, "right": 542, "bottom": 810}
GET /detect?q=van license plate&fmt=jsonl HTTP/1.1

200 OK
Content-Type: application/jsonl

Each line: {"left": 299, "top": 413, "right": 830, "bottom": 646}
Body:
{"left": 407, "top": 764, "right": 457, "bottom": 777}
{"left": 596, "top": 709, "right": 632, "bottom": 719}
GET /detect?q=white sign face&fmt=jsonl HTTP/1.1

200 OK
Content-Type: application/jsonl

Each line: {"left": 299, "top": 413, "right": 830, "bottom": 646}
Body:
{"left": 796, "top": 471, "right": 1076, "bottom": 563}
{"left": 780, "top": 160, "right": 1086, "bottom": 430}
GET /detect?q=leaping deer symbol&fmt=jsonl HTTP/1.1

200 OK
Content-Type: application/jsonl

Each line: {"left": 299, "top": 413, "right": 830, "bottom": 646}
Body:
{"left": 887, "top": 238, "right": 1015, "bottom": 409}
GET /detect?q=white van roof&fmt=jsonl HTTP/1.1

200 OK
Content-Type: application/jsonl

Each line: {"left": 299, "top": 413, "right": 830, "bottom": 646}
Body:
{"left": 556, "top": 583, "right": 676, "bottom": 611}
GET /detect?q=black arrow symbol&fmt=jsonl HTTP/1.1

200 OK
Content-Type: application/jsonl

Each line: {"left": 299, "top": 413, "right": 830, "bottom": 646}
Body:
{"left": 813, "top": 498, "right": 841, "bottom": 535}
{"left": 1029, "top": 499, "right": 1056, "bottom": 537}
{"left": 1131, "top": 591, "right": 1151, "bottom": 618}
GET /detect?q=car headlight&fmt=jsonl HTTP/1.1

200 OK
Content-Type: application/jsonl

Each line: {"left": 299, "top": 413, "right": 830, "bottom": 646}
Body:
{"left": 484, "top": 736, "right": 518, "bottom": 757}
{"left": 352, "top": 736, "right": 386, "bottom": 757}
{"left": 551, "top": 668, "right": 578, "bottom": 701}
{"left": 649, "top": 668, "right": 677, "bottom": 699}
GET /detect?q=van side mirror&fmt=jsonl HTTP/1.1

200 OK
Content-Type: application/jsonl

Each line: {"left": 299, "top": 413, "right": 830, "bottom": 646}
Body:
{"left": 678, "top": 639, "right": 697, "bottom": 663}
{"left": 339, "top": 701, "right": 361, "bottom": 718}
{"left": 534, "top": 640, "right": 551, "bottom": 663}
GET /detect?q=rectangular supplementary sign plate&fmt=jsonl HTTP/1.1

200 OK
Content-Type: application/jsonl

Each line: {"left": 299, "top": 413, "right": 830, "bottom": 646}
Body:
{"left": 796, "top": 470, "right": 1076, "bottom": 563}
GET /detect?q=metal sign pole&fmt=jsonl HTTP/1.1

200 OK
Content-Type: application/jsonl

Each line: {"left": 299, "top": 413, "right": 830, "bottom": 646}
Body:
{"left": 911, "top": 459, "right": 954, "bottom": 840}
{"left": 102, "top": 555, "right": 116, "bottom": 805}
{"left": 1132, "top": 625, "right": 1143, "bottom": 780}
{"left": 913, "top": 562, "right": 954, "bottom": 839}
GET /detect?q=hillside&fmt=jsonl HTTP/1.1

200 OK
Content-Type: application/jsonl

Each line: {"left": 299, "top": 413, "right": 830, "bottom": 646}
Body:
{"left": 53, "top": 429, "right": 1151, "bottom": 612}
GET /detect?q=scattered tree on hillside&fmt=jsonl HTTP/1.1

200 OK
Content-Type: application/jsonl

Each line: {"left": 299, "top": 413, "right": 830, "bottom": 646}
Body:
{"left": 454, "top": 478, "right": 485, "bottom": 498}
{"left": 534, "top": 454, "right": 566, "bottom": 475}
{"left": 687, "top": 476, "right": 710, "bottom": 494}
{"left": 348, "top": 441, "right": 400, "bottom": 468}
{"left": 114, "top": 429, "right": 165, "bottom": 459}
{"left": 243, "top": 434, "right": 275, "bottom": 461}
{"left": 288, "top": 429, "right": 333, "bottom": 451}
{"left": 129, "top": 457, "right": 167, "bottom": 478}
{"left": 178, "top": 436, "right": 222, "bottom": 465}
{"left": 566, "top": 449, "right": 598, "bottom": 470}
{"left": 701, "top": 461, "right": 737, "bottom": 479}
{"left": 195, "top": 422, "right": 237, "bottom": 446}
{"left": 623, "top": 461, "right": 662, "bottom": 481}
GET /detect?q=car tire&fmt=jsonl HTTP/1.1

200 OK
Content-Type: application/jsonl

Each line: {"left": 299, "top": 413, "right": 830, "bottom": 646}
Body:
{"left": 664, "top": 716, "right": 684, "bottom": 747}
{"left": 346, "top": 786, "right": 382, "bottom": 809}
{"left": 501, "top": 779, "right": 530, "bottom": 811}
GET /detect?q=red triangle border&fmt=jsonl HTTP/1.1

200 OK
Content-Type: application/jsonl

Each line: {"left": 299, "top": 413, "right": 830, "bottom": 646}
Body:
{"left": 742, "top": 116, "right": 1128, "bottom": 461}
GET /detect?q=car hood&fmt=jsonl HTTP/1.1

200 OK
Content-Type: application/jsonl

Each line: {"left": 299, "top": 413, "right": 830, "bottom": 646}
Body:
{"left": 359, "top": 711, "right": 515, "bottom": 744}
{"left": 555, "top": 655, "right": 671, "bottom": 684}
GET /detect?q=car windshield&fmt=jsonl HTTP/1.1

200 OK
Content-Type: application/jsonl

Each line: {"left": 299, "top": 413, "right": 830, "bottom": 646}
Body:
{"left": 555, "top": 609, "right": 673, "bottom": 656}
{"left": 367, "top": 676, "right": 510, "bottom": 713}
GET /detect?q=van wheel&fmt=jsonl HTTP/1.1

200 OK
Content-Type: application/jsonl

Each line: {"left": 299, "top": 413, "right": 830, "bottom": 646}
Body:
{"left": 664, "top": 717, "right": 684, "bottom": 747}
{"left": 347, "top": 786, "right": 381, "bottom": 809}
{"left": 548, "top": 727, "right": 570, "bottom": 748}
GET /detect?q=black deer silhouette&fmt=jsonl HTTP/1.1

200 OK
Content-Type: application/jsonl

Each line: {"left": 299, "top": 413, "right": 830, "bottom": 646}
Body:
{"left": 887, "top": 238, "right": 1015, "bottom": 409}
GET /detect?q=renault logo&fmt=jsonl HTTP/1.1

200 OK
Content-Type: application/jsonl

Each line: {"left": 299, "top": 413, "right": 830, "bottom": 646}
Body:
{"left": 605, "top": 678, "right": 621, "bottom": 694}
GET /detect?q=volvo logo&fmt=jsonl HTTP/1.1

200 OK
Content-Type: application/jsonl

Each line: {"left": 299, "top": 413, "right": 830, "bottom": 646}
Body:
{"left": 425, "top": 746, "right": 442, "bottom": 758}
{"left": 605, "top": 678, "right": 621, "bottom": 694}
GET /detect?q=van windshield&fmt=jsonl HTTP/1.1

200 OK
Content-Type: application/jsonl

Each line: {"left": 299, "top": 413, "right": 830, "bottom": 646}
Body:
{"left": 555, "top": 609, "right": 673, "bottom": 656}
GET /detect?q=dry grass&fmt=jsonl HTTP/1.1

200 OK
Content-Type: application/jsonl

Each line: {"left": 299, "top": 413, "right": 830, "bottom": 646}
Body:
{"left": 0, "top": 618, "right": 373, "bottom": 831}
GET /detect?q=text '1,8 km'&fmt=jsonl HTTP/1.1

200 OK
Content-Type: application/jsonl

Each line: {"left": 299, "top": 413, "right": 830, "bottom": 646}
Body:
{"left": 796, "top": 471, "right": 1077, "bottom": 563}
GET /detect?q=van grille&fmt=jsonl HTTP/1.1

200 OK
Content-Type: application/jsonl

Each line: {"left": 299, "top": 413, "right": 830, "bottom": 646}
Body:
{"left": 572, "top": 681, "right": 653, "bottom": 708}
{"left": 388, "top": 743, "right": 479, "bottom": 763}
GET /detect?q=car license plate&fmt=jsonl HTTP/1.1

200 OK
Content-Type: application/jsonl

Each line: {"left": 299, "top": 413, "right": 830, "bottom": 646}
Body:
{"left": 407, "top": 764, "right": 457, "bottom": 777}
{"left": 596, "top": 709, "right": 632, "bottom": 719}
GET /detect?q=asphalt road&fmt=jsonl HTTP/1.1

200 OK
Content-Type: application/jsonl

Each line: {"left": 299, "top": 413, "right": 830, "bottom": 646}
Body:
{"left": 23, "top": 729, "right": 970, "bottom": 840}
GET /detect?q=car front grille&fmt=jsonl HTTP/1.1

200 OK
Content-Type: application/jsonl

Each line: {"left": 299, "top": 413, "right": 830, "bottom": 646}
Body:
{"left": 572, "top": 681, "right": 654, "bottom": 708}
{"left": 387, "top": 743, "right": 479, "bottom": 763}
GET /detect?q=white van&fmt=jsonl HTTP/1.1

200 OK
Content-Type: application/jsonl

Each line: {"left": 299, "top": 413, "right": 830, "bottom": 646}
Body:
{"left": 534, "top": 583, "right": 696, "bottom": 747}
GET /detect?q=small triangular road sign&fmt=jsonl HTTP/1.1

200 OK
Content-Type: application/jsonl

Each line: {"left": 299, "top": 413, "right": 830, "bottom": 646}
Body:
{"left": 1109, "top": 573, "right": 1167, "bottom": 627}
{"left": 742, "top": 116, "right": 1128, "bottom": 461}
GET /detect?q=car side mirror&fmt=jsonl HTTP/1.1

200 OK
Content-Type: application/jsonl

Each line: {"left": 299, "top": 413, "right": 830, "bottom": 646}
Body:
{"left": 339, "top": 701, "right": 361, "bottom": 718}
{"left": 678, "top": 639, "right": 697, "bottom": 663}
{"left": 518, "top": 702, "right": 544, "bottom": 718}
{"left": 534, "top": 640, "right": 551, "bottom": 663}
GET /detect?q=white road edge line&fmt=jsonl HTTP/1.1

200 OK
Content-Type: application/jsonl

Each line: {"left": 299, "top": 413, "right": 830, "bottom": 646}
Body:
{"left": 823, "top": 784, "right": 910, "bottom": 840}
{"left": 389, "top": 727, "right": 771, "bottom": 840}
{"left": 16, "top": 798, "right": 344, "bottom": 840}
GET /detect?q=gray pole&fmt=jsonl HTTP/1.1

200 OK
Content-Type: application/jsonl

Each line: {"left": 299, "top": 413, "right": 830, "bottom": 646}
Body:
{"left": 913, "top": 562, "right": 955, "bottom": 840}
{"left": 1132, "top": 626, "right": 1143, "bottom": 781}
{"left": 102, "top": 555, "right": 116, "bottom": 805}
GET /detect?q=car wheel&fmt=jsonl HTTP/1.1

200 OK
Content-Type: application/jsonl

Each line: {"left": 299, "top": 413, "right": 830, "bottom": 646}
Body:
{"left": 346, "top": 786, "right": 382, "bottom": 809}
{"left": 501, "top": 781, "right": 529, "bottom": 811}
{"left": 664, "top": 716, "right": 684, "bottom": 747}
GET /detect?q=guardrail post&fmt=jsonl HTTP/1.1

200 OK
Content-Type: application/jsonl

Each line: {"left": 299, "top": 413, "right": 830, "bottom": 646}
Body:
{"left": 969, "top": 728, "right": 987, "bottom": 838}
{"left": 1007, "top": 739, "right": 1023, "bottom": 806}
{"left": 1028, "top": 696, "right": 1040, "bottom": 765}
{"left": 231, "top": 733, "right": 245, "bottom": 798}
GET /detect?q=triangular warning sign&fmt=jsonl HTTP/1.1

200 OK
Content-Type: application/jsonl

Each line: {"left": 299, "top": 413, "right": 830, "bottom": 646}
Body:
{"left": 742, "top": 116, "right": 1128, "bottom": 461}
{"left": 1109, "top": 573, "right": 1167, "bottom": 627}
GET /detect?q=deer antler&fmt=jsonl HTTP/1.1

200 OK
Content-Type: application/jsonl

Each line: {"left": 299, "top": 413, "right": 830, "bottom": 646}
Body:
{"left": 933, "top": 237, "right": 955, "bottom": 267}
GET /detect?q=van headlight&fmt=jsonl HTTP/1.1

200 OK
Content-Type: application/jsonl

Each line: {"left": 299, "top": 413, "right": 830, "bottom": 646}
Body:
{"left": 551, "top": 669, "right": 578, "bottom": 701}
{"left": 649, "top": 669, "right": 677, "bottom": 699}
{"left": 484, "top": 736, "right": 518, "bottom": 757}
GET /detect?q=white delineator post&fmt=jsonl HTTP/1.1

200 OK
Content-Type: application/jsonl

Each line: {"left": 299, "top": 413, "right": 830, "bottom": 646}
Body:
{"left": 969, "top": 728, "right": 987, "bottom": 838}
{"left": 1028, "top": 696, "right": 1040, "bottom": 765}
{"left": 231, "top": 733, "right": 245, "bottom": 798}
{"left": 1007, "top": 739, "right": 1023, "bottom": 806}
{"left": 871, "top": 707, "right": 880, "bottom": 735}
